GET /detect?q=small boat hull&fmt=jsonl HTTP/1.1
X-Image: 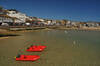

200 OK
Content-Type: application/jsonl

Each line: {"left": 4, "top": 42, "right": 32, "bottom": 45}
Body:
{"left": 26, "top": 46, "right": 46, "bottom": 52}
{"left": 16, "top": 55, "right": 40, "bottom": 61}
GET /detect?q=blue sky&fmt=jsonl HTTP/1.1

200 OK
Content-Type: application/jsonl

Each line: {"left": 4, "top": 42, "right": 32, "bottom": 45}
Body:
{"left": 0, "top": 0, "right": 100, "bottom": 22}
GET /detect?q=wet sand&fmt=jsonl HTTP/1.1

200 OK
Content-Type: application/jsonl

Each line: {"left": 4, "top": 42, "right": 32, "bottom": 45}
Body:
{"left": 0, "top": 30, "right": 100, "bottom": 66}
{"left": 0, "top": 37, "right": 9, "bottom": 39}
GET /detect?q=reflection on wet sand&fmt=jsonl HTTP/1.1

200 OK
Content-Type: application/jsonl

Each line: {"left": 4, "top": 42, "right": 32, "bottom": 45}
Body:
{"left": 0, "top": 30, "right": 100, "bottom": 66}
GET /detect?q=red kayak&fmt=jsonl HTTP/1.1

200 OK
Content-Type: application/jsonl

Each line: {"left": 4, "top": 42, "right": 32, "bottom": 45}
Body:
{"left": 32, "top": 46, "right": 46, "bottom": 49}
{"left": 16, "top": 55, "right": 40, "bottom": 61}
{"left": 26, "top": 46, "right": 46, "bottom": 52}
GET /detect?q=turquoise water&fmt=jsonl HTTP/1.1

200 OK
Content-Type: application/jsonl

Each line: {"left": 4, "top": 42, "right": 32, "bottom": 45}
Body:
{"left": 0, "top": 30, "right": 100, "bottom": 66}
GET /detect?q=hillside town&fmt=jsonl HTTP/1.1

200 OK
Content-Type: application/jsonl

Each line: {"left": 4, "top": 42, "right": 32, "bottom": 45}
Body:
{"left": 0, "top": 6, "right": 100, "bottom": 29}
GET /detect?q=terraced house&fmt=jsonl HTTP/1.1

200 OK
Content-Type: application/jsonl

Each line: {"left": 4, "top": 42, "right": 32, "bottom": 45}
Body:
{"left": 7, "top": 9, "right": 27, "bottom": 23}
{"left": 0, "top": 14, "right": 21, "bottom": 26}
{"left": 0, "top": 9, "right": 13, "bottom": 26}
{"left": 0, "top": 9, "right": 24, "bottom": 26}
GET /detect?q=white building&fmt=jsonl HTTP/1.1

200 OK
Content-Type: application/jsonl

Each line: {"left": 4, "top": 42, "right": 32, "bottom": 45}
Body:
{"left": 0, "top": 14, "right": 14, "bottom": 26}
{"left": 0, "top": 15, "right": 13, "bottom": 23}
{"left": 52, "top": 20, "right": 56, "bottom": 25}
{"left": 66, "top": 21, "right": 71, "bottom": 27}
{"left": 37, "top": 18, "right": 45, "bottom": 22}
{"left": 7, "top": 10, "right": 27, "bottom": 23}
{"left": 47, "top": 20, "right": 52, "bottom": 25}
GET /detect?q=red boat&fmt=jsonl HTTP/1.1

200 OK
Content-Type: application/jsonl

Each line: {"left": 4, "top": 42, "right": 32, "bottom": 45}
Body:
{"left": 26, "top": 46, "right": 46, "bottom": 52}
{"left": 16, "top": 55, "right": 40, "bottom": 61}
{"left": 32, "top": 46, "right": 46, "bottom": 49}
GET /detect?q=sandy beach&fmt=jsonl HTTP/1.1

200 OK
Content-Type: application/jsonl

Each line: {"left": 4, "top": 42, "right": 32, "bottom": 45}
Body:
{"left": 0, "top": 29, "right": 19, "bottom": 38}
{"left": 0, "top": 30, "right": 100, "bottom": 66}
{"left": 0, "top": 37, "right": 9, "bottom": 39}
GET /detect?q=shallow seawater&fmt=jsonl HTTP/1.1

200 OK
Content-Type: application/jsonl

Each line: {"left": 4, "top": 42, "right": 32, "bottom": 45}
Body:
{"left": 0, "top": 30, "right": 100, "bottom": 66}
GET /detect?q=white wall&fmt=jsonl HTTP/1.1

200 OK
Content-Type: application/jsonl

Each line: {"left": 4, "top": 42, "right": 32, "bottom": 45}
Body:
{"left": 7, "top": 11, "right": 27, "bottom": 23}
{"left": 0, "top": 17, "right": 13, "bottom": 23}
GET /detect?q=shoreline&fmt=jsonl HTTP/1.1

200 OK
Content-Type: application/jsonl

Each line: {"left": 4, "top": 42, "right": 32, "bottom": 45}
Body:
{"left": 1, "top": 27, "right": 100, "bottom": 32}
{"left": 0, "top": 29, "right": 19, "bottom": 39}
{"left": 7, "top": 26, "right": 100, "bottom": 31}
{"left": 56, "top": 28, "right": 100, "bottom": 31}
{"left": 49, "top": 26, "right": 100, "bottom": 31}
{"left": 0, "top": 26, "right": 100, "bottom": 39}
{"left": 1, "top": 26, "right": 100, "bottom": 31}
{"left": 0, "top": 37, "right": 9, "bottom": 40}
